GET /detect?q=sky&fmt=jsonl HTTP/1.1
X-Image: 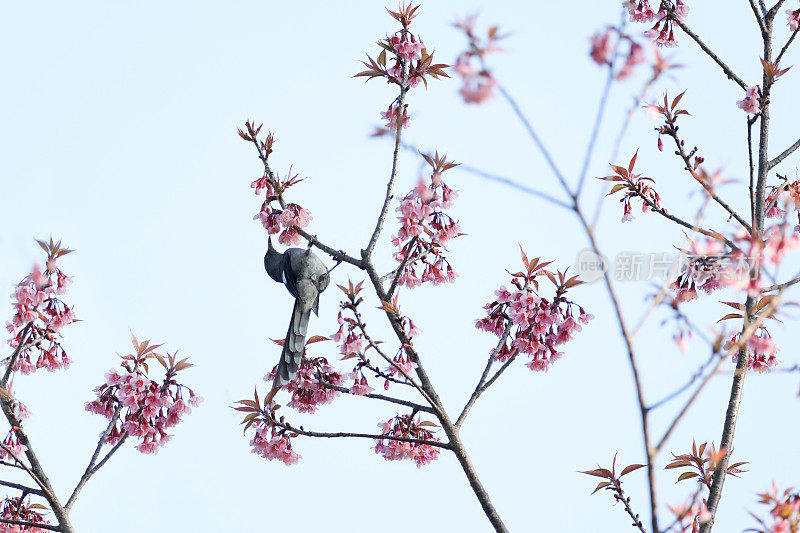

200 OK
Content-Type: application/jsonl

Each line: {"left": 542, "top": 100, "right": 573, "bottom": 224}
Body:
{"left": 1, "top": 1, "right": 800, "bottom": 531}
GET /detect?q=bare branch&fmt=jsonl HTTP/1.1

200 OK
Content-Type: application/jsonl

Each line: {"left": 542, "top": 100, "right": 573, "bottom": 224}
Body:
{"left": 364, "top": 62, "right": 410, "bottom": 259}
{"left": 664, "top": 128, "right": 752, "bottom": 232}
{"left": 655, "top": 353, "right": 726, "bottom": 452}
{"left": 497, "top": 84, "right": 573, "bottom": 195}
{"left": 455, "top": 325, "right": 512, "bottom": 428}
{"left": 774, "top": 26, "right": 799, "bottom": 65}
{"left": 269, "top": 415, "right": 451, "bottom": 449}
{"left": 0, "top": 518, "right": 62, "bottom": 532}
{"left": 65, "top": 404, "right": 122, "bottom": 511}
{"left": 316, "top": 377, "right": 435, "bottom": 414}
{"left": 0, "top": 479, "right": 45, "bottom": 496}
{"left": 767, "top": 135, "right": 800, "bottom": 170}
{"left": 670, "top": 17, "right": 749, "bottom": 90}
{"left": 748, "top": 0, "right": 768, "bottom": 35}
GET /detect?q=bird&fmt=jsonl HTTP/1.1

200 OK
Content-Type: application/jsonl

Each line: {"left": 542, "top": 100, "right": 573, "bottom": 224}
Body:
{"left": 264, "top": 237, "right": 330, "bottom": 397}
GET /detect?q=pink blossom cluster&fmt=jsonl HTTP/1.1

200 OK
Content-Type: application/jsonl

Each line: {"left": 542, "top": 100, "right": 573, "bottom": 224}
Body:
{"left": 476, "top": 255, "right": 591, "bottom": 372}
{"left": 788, "top": 8, "right": 800, "bottom": 31}
{"left": 765, "top": 179, "right": 800, "bottom": 221}
{"left": 477, "top": 284, "right": 592, "bottom": 371}
{"left": 617, "top": 41, "right": 645, "bottom": 80}
{"left": 588, "top": 28, "right": 645, "bottom": 81}
{"left": 86, "top": 366, "right": 200, "bottom": 454}
{"left": 374, "top": 414, "right": 440, "bottom": 467}
{"left": 737, "top": 86, "right": 762, "bottom": 114}
{"left": 249, "top": 420, "right": 301, "bottom": 466}
{"left": 6, "top": 257, "right": 75, "bottom": 375}
{"left": 624, "top": 0, "right": 689, "bottom": 47}
{"left": 453, "top": 57, "right": 498, "bottom": 104}
{"left": 393, "top": 158, "right": 460, "bottom": 289}
{"left": 750, "top": 483, "right": 800, "bottom": 533}
{"left": 254, "top": 201, "right": 312, "bottom": 246}
{"left": 266, "top": 356, "right": 342, "bottom": 413}
{"left": 725, "top": 330, "right": 779, "bottom": 372}
{"left": 381, "top": 103, "right": 410, "bottom": 132}
{"left": 452, "top": 15, "right": 502, "bottom": 104}
{"left": 590, "top": 29, "right": 615, "bottom": 65}
{"left": 0, "top": 496, "right": 50, "bottom": 532}
{"left": 386, "top": 349, "right": 419, "bottom": 380}
{"left": 391, "top": 33, "right": 421, "bottom": 60}
{"left": 620, "top": 180, "right": 662, "bottom": 223}
{"left": 0, "top": 398, "right": 31, "bottom": 462}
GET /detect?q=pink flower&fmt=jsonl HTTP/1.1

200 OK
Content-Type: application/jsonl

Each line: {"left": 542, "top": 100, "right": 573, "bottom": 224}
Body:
{"left": 459, "top": 73, "right": 498, "bottom": 104}
{"left": 625, "top": 0, "right": 656, "bottom": 22}
{"left": 787, "top": 8, "right": 800, "bottom": 30}
{"left": 254, "top": 206, "right": 282, "bottom": 234}
{"left": 737, "top": 86, "right": 761, "bottom": 114}
{"left": 278, "top": 227, "right": 302, "bottom": 245}
{"left": 616, "top": 42, "right": 645, "bottom": 81}
{"left": 589, "top": 29, "right": 615, "bottom": 65}
{"left": 351, "top": 376, "right": 374, "bottom": 396}
{"left": 381, "top": 104, "right": 409, "bottom": 131}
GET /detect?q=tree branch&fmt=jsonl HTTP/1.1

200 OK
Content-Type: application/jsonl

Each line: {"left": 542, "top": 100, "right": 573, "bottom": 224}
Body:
{"left": 655, "top": 353, "right": 726, "bottom": 452}
{"left": 670, "top": 17, "right": 749, "bottom": 90}
{"left": 767, "top": 135, "right": 800, "bottom": 170}
{"left": 0, "top": 479, "right": 45, "bottom": 497}
{"left": 269, "top": 416, "right": 451, "bottom": 449}
{"left": 364, "top": 62, "right": 410, "bottom": 259}
{"left": 317, "top": 377, "right": 435, "bottom": 414}
{"left": 455, "top": 325, "right": 512, "bottom": 428}
{"left": 65, "top": 404, "right": 122, "bottom": 511}
{"left": 0, "top": 518, "right": 62, "bottom": 532}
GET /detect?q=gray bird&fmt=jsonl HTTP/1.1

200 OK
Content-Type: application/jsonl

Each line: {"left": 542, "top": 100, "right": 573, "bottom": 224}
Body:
{"left": 264, "top": 237, "right": 330, "bottom": 393}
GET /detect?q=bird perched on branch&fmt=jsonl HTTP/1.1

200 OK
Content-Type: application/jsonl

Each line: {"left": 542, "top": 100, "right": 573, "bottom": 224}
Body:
{"left": 264, "top": 237, "right": 330, "bottom": 397}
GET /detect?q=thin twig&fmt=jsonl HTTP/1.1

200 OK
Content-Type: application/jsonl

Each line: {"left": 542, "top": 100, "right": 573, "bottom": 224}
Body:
{"left": 317, "top": 377, "right": 435, "bottom": 414}
{"left": 576, "top": 58, "right": 617, "bottom": 195}
{"left": 748, "top": 0, "right": 768, "bottom": 35}
{"left": 269, "top": 416, "right": 451, "bottom": 449}
{"left": 0, "top": 518, "right": 62, "bottom": 532}
{"left": 649, "top": 351, "right": 724, "bottom": 412}
{"left": 670, "top": 17, "right": 749, "bottom": 90}
{"left": 767, "top": 135, "right": 800, "bottom": 170}
{"left": 665, "top": 129, "right": 752, "bottom": 232}
{"left": 774, "top": 26, "right": 799, "bottom": 65}
{"left": 364, "top": 62, "right": 410, "bottom": 259}
{"left": 455, "top": 325, "right": 512, "bottom": 428}
{"left": 655, "top": 353, "right": 727, "bottom": 452}
{"left": 0, "top": 479, "right": 45, "bottom": 496}
{"left": 65, "top": 404, "right": 122, "bottom": 511}
{"left": 497, "top": 85, "right": 573, "bottom": 195}
{"left": 87, "top": 434, "right": 128, "bottom": 478}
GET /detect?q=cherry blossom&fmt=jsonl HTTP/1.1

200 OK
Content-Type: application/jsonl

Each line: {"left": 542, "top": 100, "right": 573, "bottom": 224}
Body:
{"left": 725, "top": 329, "right": 779, "bottom": 372}
{"left": 266, "top": 355, "right": 342, "bottom": 414}
{"left": 249, "top": 420, "right": 301, "bottom": 466}
{"left": 381, "top": 104, "right": 410, "bottom": 132}
{"left": 590, "top": 29, "right": 615, "bottom": 65}
{"left": 787, "top": 8, "right": 800, "bottom": 31}
{"left": 737, "top": 86, "right": 762, "bottom": 114}
{"left": 6, "top": 239, "right": 75, "bottom": 375}
{"left": 453, "top": 15, "right": 503, "bottom": 105}
{"left": 374, "top": 414, "right": 440, "bottom": 467}
{"left": 0, "top": 496, "right": 50, "bottom": 532}
{"left": 393, "top": 152, "right": 461, "bottom": 289}
{"left": 86, "top": 337, "right": 200, "bottom": 454}
{"left": 476, "top": 251, "right": 591, "bottom": 372}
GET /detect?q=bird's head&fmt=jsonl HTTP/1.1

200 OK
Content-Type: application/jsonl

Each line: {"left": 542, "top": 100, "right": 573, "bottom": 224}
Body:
{"left": 264, "top": 237, "right": 284, "bottom": 283}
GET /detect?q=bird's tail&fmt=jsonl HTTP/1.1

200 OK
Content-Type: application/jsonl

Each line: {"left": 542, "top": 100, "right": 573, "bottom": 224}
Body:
{"left": 272, "top": 299, "right": 311, "bottom": 391}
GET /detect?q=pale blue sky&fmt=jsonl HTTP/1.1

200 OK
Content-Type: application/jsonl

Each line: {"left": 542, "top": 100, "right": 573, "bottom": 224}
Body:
{"left": 2, "top": 1, "right": 799, "bottom": 531}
